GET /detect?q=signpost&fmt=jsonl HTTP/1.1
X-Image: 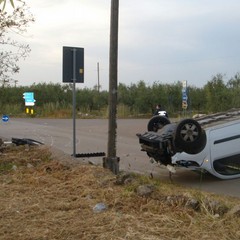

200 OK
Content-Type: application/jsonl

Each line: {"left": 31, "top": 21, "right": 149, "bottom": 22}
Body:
{"left": 62, "top": 46, "right": 84, "bottom": 157}
{"left": 23, "top": 92, "right": 36, "bottom": 115}
{"left": 182, "top": 81, "right": 188, "bottom": 110}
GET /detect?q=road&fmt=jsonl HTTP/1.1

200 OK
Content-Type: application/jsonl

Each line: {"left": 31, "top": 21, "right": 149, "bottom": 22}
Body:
{"left": 1, "top": 118, "right": 240, "bottom": 198}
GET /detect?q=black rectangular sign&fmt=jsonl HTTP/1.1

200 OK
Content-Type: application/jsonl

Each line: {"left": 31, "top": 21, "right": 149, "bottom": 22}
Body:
{"left": 62, "top": 46, "right": 84, "bottom": 83}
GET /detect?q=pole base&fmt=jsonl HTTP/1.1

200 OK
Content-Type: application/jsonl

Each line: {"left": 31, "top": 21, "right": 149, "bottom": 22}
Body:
{"left": 103, "top": 156, "right": 120, "bottom": 175}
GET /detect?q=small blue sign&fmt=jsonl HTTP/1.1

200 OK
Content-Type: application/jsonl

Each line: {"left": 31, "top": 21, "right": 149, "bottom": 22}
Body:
{"left": 182, "top": 95, "right": 188, "bottom": 101}
{"left": 2, "top": 115, "right": 9, "bottom": 122}
{"left": 182, "top": 88, "right": 187, "bottom": 94}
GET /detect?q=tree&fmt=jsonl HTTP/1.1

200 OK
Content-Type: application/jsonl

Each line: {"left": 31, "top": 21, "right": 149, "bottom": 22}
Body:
{"left": 227, "top": 72, "right": 240, "bottom": 107}
{"left": 0, "top": 0, "right": 15, "bottom": 10}
{"left": 188, "top": 86, "right": 206, "bottom": 112}
{"left": 204, "top": 74, "right": 230, "bottom": 112}
{"left": 0, "top": 0, "right": 34, "bottom": 85}
{"left": 133, "top": 80, "right": 153, "bottom": 113}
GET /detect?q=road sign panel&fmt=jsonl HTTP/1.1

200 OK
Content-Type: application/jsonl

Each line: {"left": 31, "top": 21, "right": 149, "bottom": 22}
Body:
{"left": 63, "top": 46, "right": 84, "bottom": 83}
{"left": 182, "top": 88, "right": 187, "bottom": 93}
{"left": 2, "top": 115, "right": 9, "bottom": 122}
{"left": 182, "top": 80, "right": 187, "bottom": 88}
{"left": 182, "top": 95, "right": 188, "bottom": 101}
{"left": 23, "top": 92, "right": 35, "bottom": 106}
{"left": 23, "top": 92, "right": 34, "bottom": 99}
{"left": 25, "top": 102, "right": 35, "bottom": 106}
{"left": 182, "top": 102, "right": 188, "bottom": 109}
{"left": 25, "top": 99, "right": 36, "bottom": 102}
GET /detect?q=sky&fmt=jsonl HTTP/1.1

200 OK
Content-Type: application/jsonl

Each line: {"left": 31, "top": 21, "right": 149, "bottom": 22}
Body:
{"left": 9, "top": 0, "right": 240, "bottom": 89}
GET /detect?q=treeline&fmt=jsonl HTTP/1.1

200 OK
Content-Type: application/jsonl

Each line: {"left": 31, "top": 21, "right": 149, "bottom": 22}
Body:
{"left": 1, "top": 73, "right": 240, "bottom": 118}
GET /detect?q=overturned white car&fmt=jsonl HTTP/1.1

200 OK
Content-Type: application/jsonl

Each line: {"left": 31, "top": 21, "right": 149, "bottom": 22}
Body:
{"left": 137, "top": 108, "right": 240, "bottom": 180}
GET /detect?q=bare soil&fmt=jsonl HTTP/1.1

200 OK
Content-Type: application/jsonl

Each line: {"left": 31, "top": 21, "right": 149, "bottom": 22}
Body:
{"left": 1, "top": 144, "right": 240, "bottom": 240}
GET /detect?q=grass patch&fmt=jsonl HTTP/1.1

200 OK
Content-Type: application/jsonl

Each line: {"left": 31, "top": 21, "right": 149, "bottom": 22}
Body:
{"left": 0, "top": 145, "right": 240, "bottom": 239}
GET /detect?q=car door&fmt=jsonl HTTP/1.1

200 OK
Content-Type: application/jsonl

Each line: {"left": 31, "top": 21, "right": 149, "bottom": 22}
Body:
{"left": 209, "top": 121, "right": 240, "bottom": 178}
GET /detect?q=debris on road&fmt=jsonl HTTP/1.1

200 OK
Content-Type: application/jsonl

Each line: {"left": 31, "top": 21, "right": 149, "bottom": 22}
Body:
{"left": 11, "top": 138, "right": 44, "bottom": 146}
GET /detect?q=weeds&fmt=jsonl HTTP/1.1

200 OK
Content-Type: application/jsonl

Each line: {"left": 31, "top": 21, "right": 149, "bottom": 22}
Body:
{"left": 0, "top": 145, "right": 240, "bottom": 240}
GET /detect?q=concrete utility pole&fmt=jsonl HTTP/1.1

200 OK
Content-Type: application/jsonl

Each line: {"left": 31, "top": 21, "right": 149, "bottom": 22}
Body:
{"left": 97, "top": 62, "right": 100, "bottom": 92}
{"left": 103, "top": 0, "right": 119, "bottom": 174}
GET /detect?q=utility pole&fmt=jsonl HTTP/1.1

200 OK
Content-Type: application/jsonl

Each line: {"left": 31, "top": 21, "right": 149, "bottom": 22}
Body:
{"left": 103, "top": 0, "right": 119, "bottom": 174}
{"left": 14, "top": 80, "right": 18, "bottom": 87}
{"left": 97, "top": 62, "right": 100, "bottom": 92}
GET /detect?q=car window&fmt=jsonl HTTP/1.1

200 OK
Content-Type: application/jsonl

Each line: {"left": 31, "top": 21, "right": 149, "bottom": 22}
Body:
{"left": 213, "top": 154, "right": 240, "bottom": 175}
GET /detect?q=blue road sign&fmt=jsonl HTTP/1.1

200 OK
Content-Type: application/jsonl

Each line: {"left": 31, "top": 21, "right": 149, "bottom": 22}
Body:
{"left": 2, "top": 115, "right": 9, "bottom": 122}
{"left": 23, "top": 92, "right": 36, "bottom": 106}
{"left": 23, "top": 92, "right": 34, "bottom": 100}
{"left": 25, "top": 99, "right": 35, "bottom": 102}
{"left": 182, "top": 95, "right": 188, "bottom": 101}
{"left": 182, "top": 88, "right": 187, "bottom": 93}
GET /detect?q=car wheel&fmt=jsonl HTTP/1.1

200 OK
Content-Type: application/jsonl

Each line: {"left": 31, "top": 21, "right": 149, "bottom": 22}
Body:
{"left": 147, "top": 116, "right": 171, "bottom": 132}
{"left": 174, "top": 119, "right": 206, "bottom": 154}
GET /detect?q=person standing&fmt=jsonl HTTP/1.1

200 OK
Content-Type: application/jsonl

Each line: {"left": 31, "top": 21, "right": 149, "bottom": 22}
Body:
{"left": 153, "top": 104, "right": 168, "bottom": 118}
{"left": 154, "top": 104, "right": 162, "bottom": 115}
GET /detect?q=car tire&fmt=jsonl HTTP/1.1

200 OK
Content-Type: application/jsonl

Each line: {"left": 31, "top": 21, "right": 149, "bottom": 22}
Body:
{"left": 147, "top": 116, "right": 171, "bottom": 132}
{"left": 174, "top": 119, "right": 206, "bottom": 154}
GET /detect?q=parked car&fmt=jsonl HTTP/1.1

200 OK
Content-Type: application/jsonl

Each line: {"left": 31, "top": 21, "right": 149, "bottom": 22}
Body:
{"left": 137, "top": 108, "right": 240, "bottom": 179}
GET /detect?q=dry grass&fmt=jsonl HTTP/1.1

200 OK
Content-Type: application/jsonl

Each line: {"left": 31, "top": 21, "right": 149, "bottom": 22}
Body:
{"left": 0, "top": 145, "right": 240, "bottom": 240}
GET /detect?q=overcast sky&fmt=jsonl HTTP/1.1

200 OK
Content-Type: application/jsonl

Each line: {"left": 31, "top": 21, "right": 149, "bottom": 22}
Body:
{"left": 13, "top": 0, "right": 240, "bottom": 89}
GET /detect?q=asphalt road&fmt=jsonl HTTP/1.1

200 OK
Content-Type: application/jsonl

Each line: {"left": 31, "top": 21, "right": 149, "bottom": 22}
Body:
{"left": 1, "top": 118, "right": 240, "bottom": 198}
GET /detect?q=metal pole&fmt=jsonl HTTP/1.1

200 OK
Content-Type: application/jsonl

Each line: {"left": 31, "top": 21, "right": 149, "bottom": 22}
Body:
{"left": 72, "top": 48, "right": 77, "bottom": 157}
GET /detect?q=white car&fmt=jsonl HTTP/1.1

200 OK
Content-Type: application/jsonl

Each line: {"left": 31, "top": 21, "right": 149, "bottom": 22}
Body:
{"left": 137, "top": 109, "right": 240, "bottom": 179}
